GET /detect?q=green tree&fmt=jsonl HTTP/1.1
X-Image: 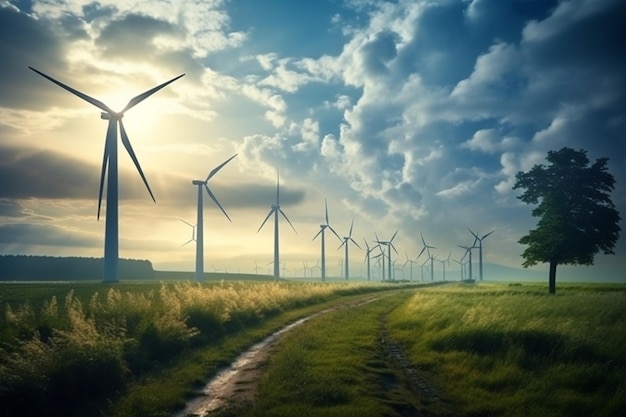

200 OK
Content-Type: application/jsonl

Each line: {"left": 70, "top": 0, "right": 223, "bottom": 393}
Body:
{"left": 513, "top": 147, "right": 621, "bottom": 294}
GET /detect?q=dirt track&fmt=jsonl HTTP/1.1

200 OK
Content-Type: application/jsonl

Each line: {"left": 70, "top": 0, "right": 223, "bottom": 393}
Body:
{"left": 173, "top": 293, "right": 459, "bottom": 417}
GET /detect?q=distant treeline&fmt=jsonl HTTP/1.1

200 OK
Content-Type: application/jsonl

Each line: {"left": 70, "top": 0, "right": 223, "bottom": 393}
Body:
{"left": 0, "top": 255, "right": 154, "bottom": 280}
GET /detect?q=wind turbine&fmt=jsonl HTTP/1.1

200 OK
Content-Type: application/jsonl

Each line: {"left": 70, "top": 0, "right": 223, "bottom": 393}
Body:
{"left": 363, "top": 239, "right": 379, "bottom": 281}
{"left": 375, "top": 230, "right": 398, "bottom": 281}
{"left": 436, "top": 252, "right": 451, "bottom": 281}
{"left": 338, "top": 220, "right": 361, "bottom": 280}
{"left": 468, "top": 229, "right": 494, "bottom": 281}
{"left": 458, "top": 240, "right": 477, "bottom": 281}
{"left": 192, "top": 154, "right": 237, "bottom": 281}
{"left": 257, "top": 169, "right": 297, "bottom": 280}
{"left": 403, "top": 252, "right": 419, "bottom": 281}
{"left": 180, "top": 219, "right": 196, "bottom": 246}
{"left": 453, "top": 258, "right": 464, "bottom": 281}
{"left": 312, "top": 199, "right": 341, "bottom": 282}
{"left": 418, "top": 233, "right": 437, "bottom": 281}
{"left": 29, "top": 67, "right": 184, "bottom": 282}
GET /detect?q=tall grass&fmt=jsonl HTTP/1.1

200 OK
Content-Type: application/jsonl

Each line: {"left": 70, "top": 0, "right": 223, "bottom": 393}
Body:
{"left": 387, "top": 283, "right": 626, "bottom": 417}
{"left": 0, "top": 281, "right": 392, "bottom": 417}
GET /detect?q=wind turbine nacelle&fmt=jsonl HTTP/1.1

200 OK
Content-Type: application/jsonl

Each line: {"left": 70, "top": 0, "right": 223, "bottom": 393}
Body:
{"left": 100, "top": 112, "right": 123, "bottom": 120}
{"left": 192, "top": 180, "right": 205, "bottom": 185}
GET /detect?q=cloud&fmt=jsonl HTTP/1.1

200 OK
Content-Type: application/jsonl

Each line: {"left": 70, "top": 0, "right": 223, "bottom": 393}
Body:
{"left": 0, "top": 222, "right": 100, "bottom": 248}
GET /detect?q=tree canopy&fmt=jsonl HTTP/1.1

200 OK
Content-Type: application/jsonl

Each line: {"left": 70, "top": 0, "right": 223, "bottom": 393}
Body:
{"left": 513, "top": 147, "right": 621, "bottom": 293}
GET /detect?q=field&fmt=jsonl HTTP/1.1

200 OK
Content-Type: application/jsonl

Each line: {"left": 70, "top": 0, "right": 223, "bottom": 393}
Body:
{"left": 0, "top": 279, "right": 406, "bottom": 417}
{"left": 1, "top": 281, "right": 625, "bottom": 417}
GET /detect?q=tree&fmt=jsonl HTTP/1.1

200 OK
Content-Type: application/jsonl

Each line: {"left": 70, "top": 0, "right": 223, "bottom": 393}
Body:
{"left": 513, "top": 147, "right": 621, "bottom": 294}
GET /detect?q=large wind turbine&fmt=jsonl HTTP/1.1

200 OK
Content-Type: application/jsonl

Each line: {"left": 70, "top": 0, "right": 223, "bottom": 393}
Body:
{"left": 418, "top": 233, "right": 437, "bottom": 281}
{"left": 192, "top": 154, "right": 237, "bottom": 281}
{"left": 338, "top": 220, "right": 361, "bottom": 280}
{"left": 29, "top": 67, "right": 184, "bottom": 282}
{"left": 375, "top": 230, "right": 398, "bottom": 281}
{"left": 312, "top": 199, "right": 341, "bottom": 282}
{"left": 468, "top": 229, "right": 494, "bottom": 281}
{"left": 257, "top": 169, "right": 297, "bottom": 280}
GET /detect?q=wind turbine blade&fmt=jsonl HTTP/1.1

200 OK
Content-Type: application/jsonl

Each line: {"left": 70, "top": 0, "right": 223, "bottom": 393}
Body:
{"left": 482, "top": 230, "right": 495, "bottom": 240}
{"left": 420, "top": 232, "right": 426, "bottom": 246}
{"left": 417, "top": 246, "right": 426, "bottom": 259}
{"left": 324, "top": 199, "right": 329, "bottom": 225}
{"left": 121, "top": 73, "right": 185, "bottom": 113}
{"left": 183, "top": 238, "right": 194, "bottom": 246}
{"left": 97, "top": 130, "right": 110, "bottom": 220}
{"left": 328, "top": 225, "right": 342, "bottom": 241}
{"left": 119, "top": 119, "right": 155, "bottom": 202}
{"left": 350, "top": 238, "right": 361, "bottom": 249}
{"left": 312, "top": 228, "right": 323, "bottom": 241}
{"left": 364, "top": 239, "right": 370, "bottom": 250}
{"left": 206, "top": 154, "right": 238, "bottom": 181}
{"left": 29, "top": 67, "right": 114, "bottom": 114}
{"left": 468, "top": 228, "right": 479, "bottom": 240}
{"left": 278, "top": 208, "right": 297, "bottom": 234}
{"left": 390, "top": 242, "right": 398, "bottom": 255}
{"left": 180, "top": 219, "right": 194, "bottom": 227}
{"left": 338, "top": 239, "right": 346, "bottom": 250}
{"left": 390, "top": 230, "right": 398, "bottom": 242}
{"left": 275, "top": 168, "right": 280, "bottom": 205}
{"left": 257, "top": 208, "right": 275, "bottom": 232}
{"left": 204, "top": 183, "right": 231, "bottom": 222}
{"left": 348, "top": 220, "right": 354, "bottom": 238}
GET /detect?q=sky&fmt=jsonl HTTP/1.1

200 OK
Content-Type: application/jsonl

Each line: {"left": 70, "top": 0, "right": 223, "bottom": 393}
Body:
{"left": 1, "top": 0, "right": 625, "bottom": 282}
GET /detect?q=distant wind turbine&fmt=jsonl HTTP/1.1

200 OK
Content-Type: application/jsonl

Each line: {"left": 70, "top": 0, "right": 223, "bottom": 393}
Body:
{"left": 257, "top": 169, "right": 297, "bottom": 280}
{"left": 192, "top": 154, "right": 237, "bottom": 281}
{"left": 29, "top": 67, "right": 184, "bottom": 282}
{"left": 436, "top": 252, "right": 451, "bottom": 281}
{"left": 338, "top": 220, "right": 361, "bottom": 280}
{"left": 458, "top": 241, "right": 477, "bottom": 281}
{"left": 180, "top": 219, "right": 196, "bottom": 246}
{"left": 312, "top": 199, "right": 341, "bottom": 282}
{"left": 468, "top": 229, "right": 494, "bottom": 281}
{"left": 403, "top": 252, "right": 419, "bottom": 281}
{"left": 363, "top": 239, "right": 379, "bottom": 281}
{"left": 375, "top": 230, "right": 398, "bottom": 281}
{"left": 418, "top": 233, "right": 437, "bottom": 281}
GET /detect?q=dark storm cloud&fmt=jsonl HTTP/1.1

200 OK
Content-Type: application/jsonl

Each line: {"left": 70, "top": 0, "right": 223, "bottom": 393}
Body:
{"left": 0, "top": 199, "right": 26, "bottom": 217}
{"left": 0, "top": 222, "right": 100, "bottom": 247}
{"left": 0, "top": 6, "right": 66, "bottom": 109}
{"left": 96, "top": 13, "right": 179, "bottom": 60}
{"left": 0, "top": 146, "right": 98, "bottom": 199}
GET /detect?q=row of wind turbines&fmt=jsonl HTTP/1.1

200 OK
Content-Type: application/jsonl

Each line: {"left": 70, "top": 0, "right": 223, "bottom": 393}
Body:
{"left": 28, "top": 67, "right": 493, "bottom": 283}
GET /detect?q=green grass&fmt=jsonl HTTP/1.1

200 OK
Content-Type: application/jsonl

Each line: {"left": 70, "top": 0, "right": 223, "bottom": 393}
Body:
{"left": 0, "top": 280, "right": 415, "bottom": 417}
{"left": 387, "top": 283, "right": 626, "bottom": 417}
{"left": 232, "top": 290, "right": 421, "bottom": 417}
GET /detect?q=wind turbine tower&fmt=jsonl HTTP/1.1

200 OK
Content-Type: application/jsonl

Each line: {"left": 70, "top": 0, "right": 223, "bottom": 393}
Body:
{"left": 257, "top": 169, "right": 297, "bottom": 280}
{"left": 192, "top": 154, "right": 237, "bottom": 281}
{"left": 468, "top": 229, "right": 494, "bottom": 281}
{"left": 312, "top": 199, "right": 341, "bottom": 282}
{"left": 29, "top": 67, "right": 184, "bottom": 282}
{"left": 338, "top": 220, "right": 361, "bottom": 280}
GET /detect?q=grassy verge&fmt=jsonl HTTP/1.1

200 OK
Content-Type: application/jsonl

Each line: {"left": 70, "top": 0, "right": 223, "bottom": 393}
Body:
{"left": 387, "top": 283, "right": 626, "bottom": 417}
{"left": 229, "top": 290, "right": 420, "bottom": 417}
{"left": 0, "top": 280, "right": 416, "bottom": 417}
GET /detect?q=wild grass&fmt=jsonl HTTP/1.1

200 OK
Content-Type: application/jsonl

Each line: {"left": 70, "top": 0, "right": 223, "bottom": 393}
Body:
{"left": 0, "top": 280, "right": 401, "bottom": 417}
{"left": 234, "top": 290, "right": 420, "bottom": 417}
{"left": 387, "top": 283, "right": 626, "bottom": 417}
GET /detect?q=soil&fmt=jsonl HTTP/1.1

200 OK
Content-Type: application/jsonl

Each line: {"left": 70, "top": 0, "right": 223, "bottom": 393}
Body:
{"left": 173, "top": 295, "right": 459, "bottom": 417}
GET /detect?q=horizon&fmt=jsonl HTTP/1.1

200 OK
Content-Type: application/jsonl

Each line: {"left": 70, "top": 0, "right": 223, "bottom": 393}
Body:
{"left": 0, "top": 0, "right": 624, "bottom": 283}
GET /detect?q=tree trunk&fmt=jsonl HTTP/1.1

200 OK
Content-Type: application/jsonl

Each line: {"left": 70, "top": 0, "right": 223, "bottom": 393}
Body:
{"left": 548, "top": 260, "right": 557, "bottom": 294}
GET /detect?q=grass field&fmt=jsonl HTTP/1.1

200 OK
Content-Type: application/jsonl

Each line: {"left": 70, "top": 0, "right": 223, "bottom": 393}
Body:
{"left": 0, "top": 279, "right": 406, "bottom": 417}
{"left": 388, "top": 283, "right": 626, "bottom": 417}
